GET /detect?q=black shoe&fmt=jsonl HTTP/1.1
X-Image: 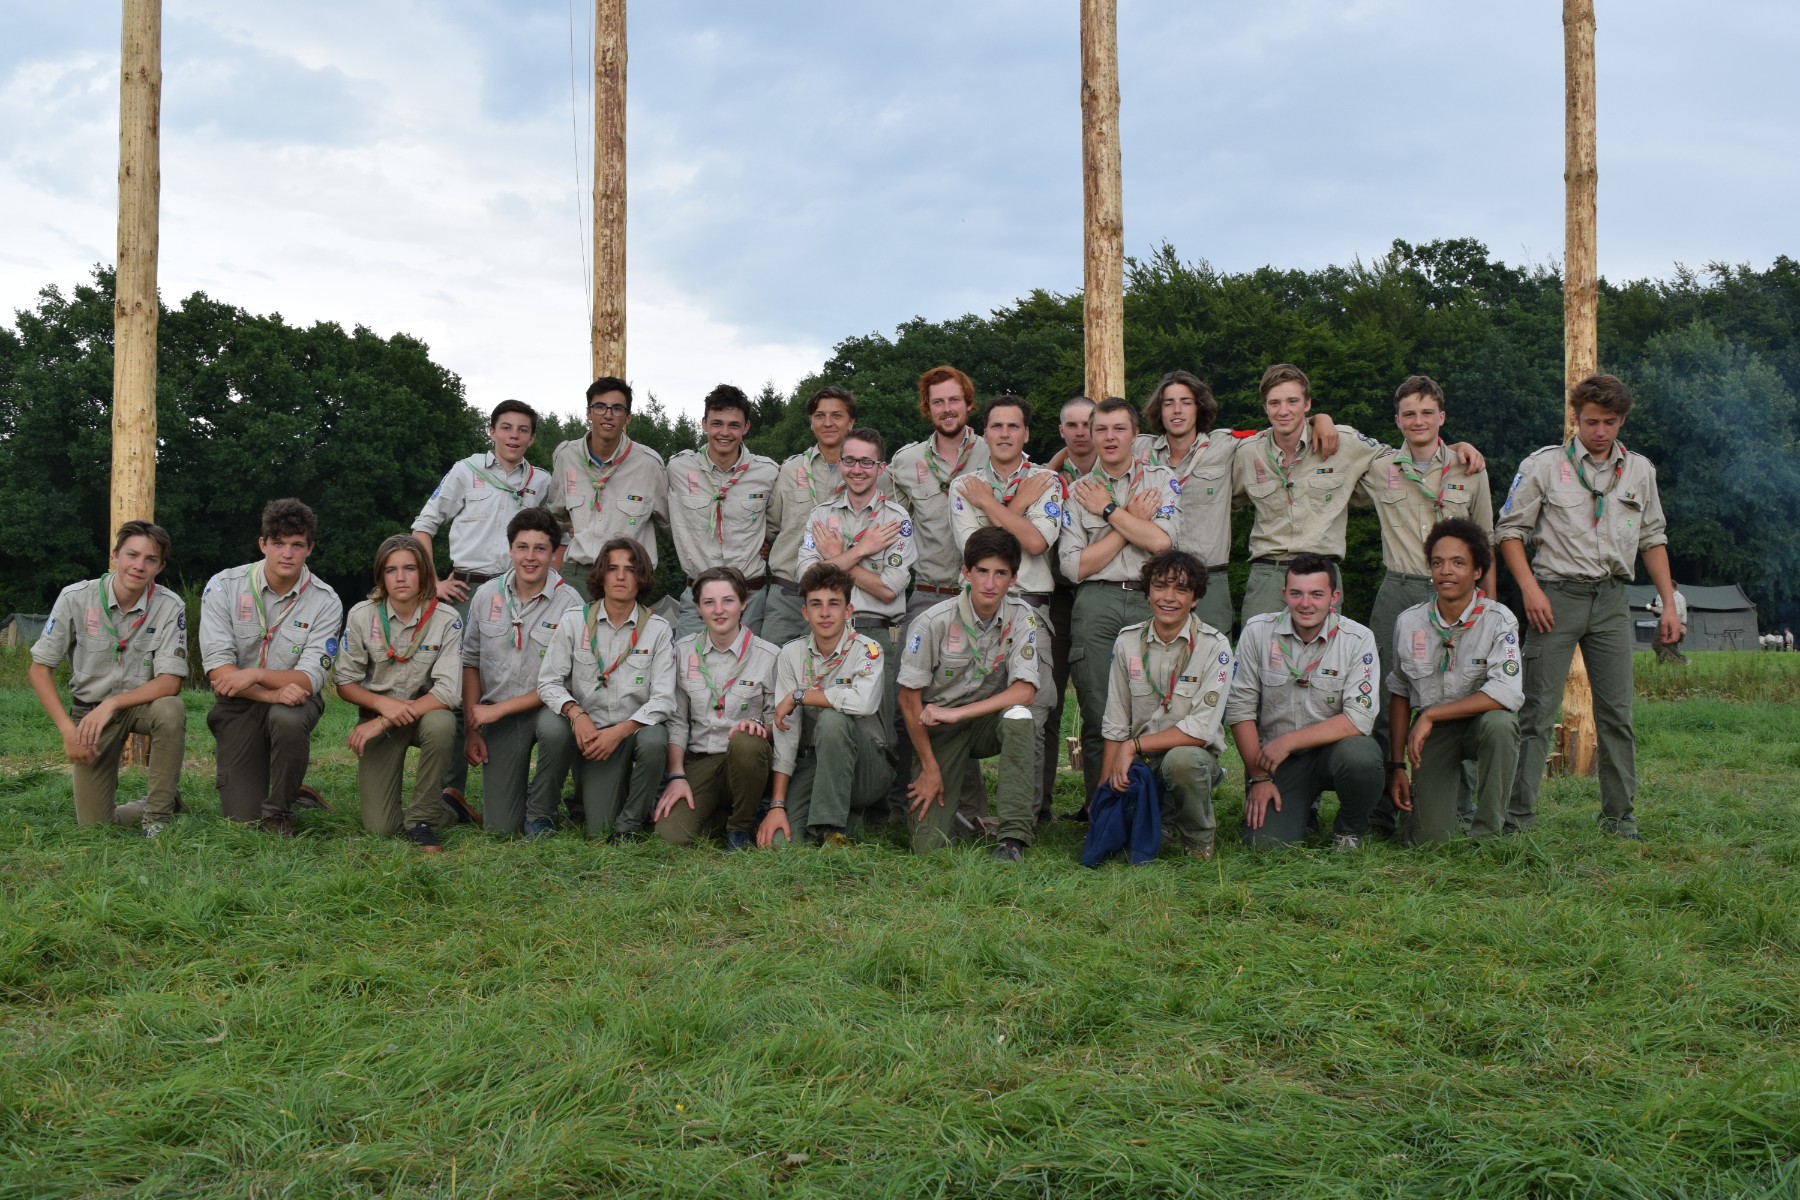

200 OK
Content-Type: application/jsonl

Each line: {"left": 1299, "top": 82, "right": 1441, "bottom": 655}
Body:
{"left": 993, "top": 838, "right": 1025, "bottom": 863}
{"left": 1061, "top": 807, "right": 1091, "bottom": 823}
{"left": 406, "top": 823, "right": 443, "bottom": 853}
{"left": 441, "top": 788, "right": 482, "bottom": 827}
{"left": 524, "top": 818, "right": 555, "bottom": 840}
{"left": 725, "top": 830, "right": 754, "bottom": 852}
{"left": 259, "top": 815, "right": 295, "bottom": 838}
{"left": 295, "top": 785, "right": 330, "bottom": 811}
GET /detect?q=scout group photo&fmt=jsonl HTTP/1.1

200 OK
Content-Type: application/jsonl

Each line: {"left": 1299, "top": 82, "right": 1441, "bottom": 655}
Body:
{"left": 4, "top": 3, "right": 1797, "bottom": 1198}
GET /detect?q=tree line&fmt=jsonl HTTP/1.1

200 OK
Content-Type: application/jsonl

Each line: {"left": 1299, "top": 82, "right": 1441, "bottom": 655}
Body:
{"left": 3, "top": 239, "right": 1797, "bottom": 626}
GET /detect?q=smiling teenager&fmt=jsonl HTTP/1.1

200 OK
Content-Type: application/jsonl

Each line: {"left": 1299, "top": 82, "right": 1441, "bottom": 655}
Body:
{"left": 666, "top": 385, "right": 782, "bottom": 640}
{"left": 546, "top": 376, "right": 670, "bottom": 598}
{"left": 763, "top": 385, "right": 856, "bottom": 648}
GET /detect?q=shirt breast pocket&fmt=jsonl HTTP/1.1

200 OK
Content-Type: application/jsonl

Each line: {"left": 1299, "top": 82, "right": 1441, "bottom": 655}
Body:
{"left": 1303, "top": 473, "right": 1344, "bottom": 503}
{"left": 1188, "top": 467, "right": 1229, "bottom": 503}
{"left": 1246, "top": 477, "right": 1285, "bottom": 503}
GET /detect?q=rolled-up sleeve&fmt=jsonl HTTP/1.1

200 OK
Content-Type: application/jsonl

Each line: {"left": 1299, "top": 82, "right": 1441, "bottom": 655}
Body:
{"left": 412, "top": 466, "right": 463, "bottom": 537}
{"left": 1224, "top": 624, "right": 1266, "bottom": 729}
{"left": 536, "top": 620, "right": 579, "bottom": 715}
{"left": 198, "top": 574, "right": 236, "bottom": 674}
{"left": 31, "top": 586, "right": 81, "bottom": 669}
{"left": 628, "top": 626, "right": 678, "bottom": 727}
{"left": 771, "top": 652, "right": 803, "bottom": 775}
{"left": 823, "top": 640, "right": 883, "bottom": 717}
{"left": 1101, "top": 639, "right": 1132, "bottom": 742}
{"left": 428, "top": 620, "right": 463, "bottom": 709}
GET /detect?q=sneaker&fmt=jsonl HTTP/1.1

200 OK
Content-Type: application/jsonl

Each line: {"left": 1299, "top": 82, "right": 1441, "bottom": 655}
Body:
{"left": 141, "top": 819, "right": 168, "bottom": 840}
{"left": 725, "top": 830, "right": 754, "bottom": 852}
{"left": 1332, "top": 833, "right": 1362, "bottom": 854}
{"left": 295, "top": 785, "right": 330, "bottom": 811}
{"left": 818, "top": 829, "right": 854, "bottom": 849}
{"left": 259, "top": 815, "right": 295, "bottom": 838}
{"left": 993, "top": 838, "right": 1025, "bottom": 863}
{"left": 524, "top": 818, "right": 555, "bottom": 841}
{"left": 441, "top": 788, "right": 482, "bottom": 827}
{"left": 1185, "top": 841, "right": 1215, "bottom": 862}
{"left": 406, "top": 823, "right": 444, "bottom": 853}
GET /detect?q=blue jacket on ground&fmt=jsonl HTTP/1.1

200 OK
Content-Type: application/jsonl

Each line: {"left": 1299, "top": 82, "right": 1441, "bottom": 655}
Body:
{"left": 1079, "top": 761, "right": 1163, "bottom": 867}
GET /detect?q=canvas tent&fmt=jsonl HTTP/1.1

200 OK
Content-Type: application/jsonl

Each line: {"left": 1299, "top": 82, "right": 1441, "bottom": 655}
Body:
{"left": 1626, "top": 585, "right": 1758, "bottom": 651}
{"left": 0, "top": 614, "right": 47, "bottom": 647}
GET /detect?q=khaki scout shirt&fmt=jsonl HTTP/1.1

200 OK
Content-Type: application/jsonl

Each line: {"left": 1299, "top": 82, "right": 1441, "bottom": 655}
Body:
{"left": 889, "top": 430, "right": 991, "bottom": 588}
{"left": 666, "top": 446, "right": 781, "bottom": 580}
{"left": 461, "top": 573, "right": 583, "bottom": 705}
{"left": 412, "top": 452, "right": 553, "bottom": 576}
{"left": 536, "top": 601, "right": 677, "bottom": 729}
{"left": 766, "top": 448, "right": 845, "bottom": 582}
{"left": 1233, "top": 426, "right": 1385, "bottom": 560}
{"left": 795, "top": 493, "right": 917, "bottom": 621}
{"left": 1385, "top": 593, "right": 1524, "bottom": 712}
{"left": 546, "top": 435, "right": 669, "bottom": 568}
{"left": 949, "top": 460, "right": 1061, "bottom": 595}
{"left": 771, "top": 628, "right": 887, "bottom": 775}
{"left": 670, "top": 629, "right": 780, "bottom": 755}
{"left": 1356, "top": 442, "right": 1494, "bottom": 576}
{"left": 334, "top": 599, "right": 463, "bottom": 709}
{"left": 1056, "top": 462, "right": 1180, "bottom": 583}
{"left": 199, "top": 563, "right": 344, "bottom": 694}
{"left": 1226, "top": 612, "right": 1381, "bottom": 741}
{"left": 1101, "top": 616, "right": 1235, "bottom": 754}
{"left": 897, "top": 593, "right": 1042, "bottom": 707}
{"left": 1494, "top": 441, "right": 1668, "bottom": 582}
{"left": 1134, "top": 430, "right": 1239, "bottom": 568}
{"left": 33, "top": 576, "right": 188, "bottom": 705}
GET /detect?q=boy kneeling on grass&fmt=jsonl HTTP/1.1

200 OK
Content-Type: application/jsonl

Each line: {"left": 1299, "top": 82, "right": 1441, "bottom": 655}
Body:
{"left": 29, "top": 520, "right": 188, "bottom": 838}
{"left": 1385, "top": 519, "right": 1522, "bottom": 845}
{"left": 757, "top": 563, "right": 893, "bottom": 848}
{"left": 897, "top": 526, "right": 1048, "bottom": 861}
{"left": 334, "top": 534, "right": 464, "bottom": 852}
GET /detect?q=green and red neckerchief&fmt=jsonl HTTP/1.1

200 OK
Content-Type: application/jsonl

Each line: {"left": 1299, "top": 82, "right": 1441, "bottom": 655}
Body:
{"left": 708, "top": 457, "right": 752, "bottom": 543}
{"left": 1396, "top": 441, "right": 1450, "bottom": 520}
{"left": 585, "top": 437, "right": 635, "bottom": 511}
{"left": 696, "top": 627, "right": 755, "bottom": 715}
{"left": 979, "top": 460, "right": 1032, "bottom": 506}
{"left": 803, "top": 632, "right": 855, "bottom": 690}
{"left": 501, "top": 571, "right": 559, "bottom": 651}
{"left": 1148, "top": 433, "right": 1209, "bottom": 496}
{"left": 1093, "top": 462, "right": 1146, "bottom": 508}
{"left": 1277, "top": 615, "right": 1340, "bottom": 689}
{"left": 467, "top": 454, "right": 539, "bottom": 507}
{"left": 1262, "top": 432, "right": 1306, "bottom": 509}
{"left": 1139, "top": 620, "right": 1194, "bottom": 712}
{"left": 1428, "top": 590, "right": 1488, "bottom": 674}
{"left": 248, "top": 565, "right": 312, "bottom": 666}
{"left": 377, "top": 598, "right": 440, "bottom": 663}
{"left": 587, "top": 601, "right": 650, "bottom": 688}
{"left": 956, "top": 591, "right": 1014, "bottom": 679}
{"left": 796, "top": 446, "right": 844, "bottom": 508}
{"left": 97, "top": 573, "right": 155, "bottom": 662}
{"left": 1566, "top": 440, "right": 1626, "bottom": 526}
{"left": 925, "top": 431, "right": 976, "bottom": 493}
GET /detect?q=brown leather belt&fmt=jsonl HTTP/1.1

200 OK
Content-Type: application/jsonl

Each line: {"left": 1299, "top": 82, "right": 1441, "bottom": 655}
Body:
{"left": 770, "top": 575, "right": 800, "bottom": 596}
{"left": 914, "top": 583, "right": 960, "bottom": 596}
{"left": 744, "top": 575, "right": 768, "bottom": 591}
{"left": 1016, "top": 593, "right": 1051, "bottom": 608}
{"left": 450, "top": 569, "right": 498, "bottom": 587}
{"left": 1082, "top": 580, "right": 1147, "bottom": 592}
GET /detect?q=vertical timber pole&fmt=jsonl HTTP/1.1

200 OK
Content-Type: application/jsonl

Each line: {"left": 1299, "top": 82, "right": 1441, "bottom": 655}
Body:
{"left": 592, "top": 0, "right": 627, "bottom": 379}
{"left": 1559, "top": 0, "right": 1599, "bottom": 777}
{"left": 1079, "top": 0, "right": 1125, "bottom": 402}
{"left": 112, "top": 0, "right": 161, "bottom": 537}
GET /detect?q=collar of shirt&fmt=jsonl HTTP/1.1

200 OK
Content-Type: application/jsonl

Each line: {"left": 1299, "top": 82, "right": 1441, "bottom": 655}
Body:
{"left": 956, "top": 590, "right": 1005, "bottom": 633}
{"left": 702, "top": 447, "right": 749, "bottom": 476}
{"left": 699, "top": 628, "right": 747, "bottom": 661}
{"left": 1574, "top": 440, "right": 1626, "bottom": 471}
{"left": 1152, "top": 433, "right": 1206, "bottom": 470}
{"left": 811, "top": 626, "right": 858, "bottom": 660}
{"left": 982, "top": 459, "right": 1031, "bottom": 488}
{"left": 930, "top": 429, "right": 976, "bottom": 467}
{"left": 1274, "top": 609, "right": 1335, "bottom": 645}
{"left": 260, "top": 566, "right": 311, "bottom": 602}
{"left": 1147, "top": 616, "right": 1199, "bottom": 650}
{"left": 1274, "top": 426, "right": 1312, "bottom": 460}
{"left": 585, "top": 435, "right": 631, "bottom": 469}
{"left": 1436, "top": 591, "right": 1484, "bottom": 626}
{"left": 598, "top": 603, "right": 641, "bottom": 631}
{"left": 506, "top": 572, "right": 558, "bottom": 608}
{"left": 837, "top": 490, "right": 887, "bottom": 519}
{"left": 105, "top": 576, "right": 146, "bottom": 615}
{"left": 383, "top": 601, "right": 428, "bottom": 632}
{"left": 484, "top": 451, "right": 530, "bottom": 480}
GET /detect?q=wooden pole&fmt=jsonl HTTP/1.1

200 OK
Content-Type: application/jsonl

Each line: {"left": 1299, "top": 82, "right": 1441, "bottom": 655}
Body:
{"left": 1558, "top": 0, "right": 1599, "bottom": 778}
{"left": 592, "top": 0, "right": 627, "bottom": 379}
{"left": 112, "top": 0, "right": 161, "bottom": 537}
{"left": 1079, "top": 0, "right": 1125, "bottom": 402}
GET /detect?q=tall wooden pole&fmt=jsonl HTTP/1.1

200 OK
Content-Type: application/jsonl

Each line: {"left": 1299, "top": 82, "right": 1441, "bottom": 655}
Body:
{"left": 1079, "top": 0, "right": 1125, "bottom": 402}
{"left": 1559, "top": 0, "right": 1599, "bottom": 777}
{"left": 591, "top": 0, "right": 627, "bottom": 379}
{"left": 112, "top": 0, "right": 161, "bottom": 536}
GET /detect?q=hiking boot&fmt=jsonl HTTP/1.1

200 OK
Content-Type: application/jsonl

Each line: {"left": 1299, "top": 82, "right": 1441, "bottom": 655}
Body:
{"left": 1332, "top": 833, "right": 1362, "bottom": 854}
{"left": 523, "top": 818, "right": 555, "bottom": 841}
{"left": 141, "top": 819, "right": 168, "bottom": 840}
{"left": 259, "top": 815, "right": 296, "bottom": 838}
{"left": 295, "top": 785, "right": 330, "bottom": 811}
{"left": 406, "top": 823, "right": 444, "bottom": 853}
{"left": 993, "top": 838, "right": 1025, "bottom": 863}
{"left": 725, "top": 830, "right": 754, "bottom": 852}
{"left": 441, "top": 787, "right": 481, "bottom": 827}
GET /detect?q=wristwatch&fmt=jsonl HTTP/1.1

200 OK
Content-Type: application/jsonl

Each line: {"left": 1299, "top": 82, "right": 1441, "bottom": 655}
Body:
{"left": 1387, "top": 761, "right": 1407, "bottom": 772}
{"left": 792, "top": 686, "right": 807, "bottom": 703}
{"left": 1101, "top": 501, "right": 1119, "bottom": 521}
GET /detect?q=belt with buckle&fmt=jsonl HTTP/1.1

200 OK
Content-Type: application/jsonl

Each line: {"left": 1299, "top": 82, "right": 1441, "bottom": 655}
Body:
{"left": 913, "top": 582, "right": 960, "bottom": 596}
{"left": 1083, "top": 579, "right": 1147, "bottom": 592}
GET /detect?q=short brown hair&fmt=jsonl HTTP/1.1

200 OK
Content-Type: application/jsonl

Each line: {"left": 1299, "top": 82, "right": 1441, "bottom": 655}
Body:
{"left": 806, "top": 385, "right": 856, "bottom": 420}
{"left": 1143, "top": 370, "right": 1219, "bottom": 435}
{"left": 916, "top": 365, "right": 978, "bottom": 421}
{"left": 589, "top": 537, "right": 654, "bottom": 601}
{"left": 986, "top": 394, "right": 1032, "bottom": 426}
{"left": 260, "top": 498, "right": 316, "bottom": 545}
{"left": 1140, "top": 549, "right": 1208, "bottom": 599}
{"left": 702, "top": 384, "right": 753, "bottom": 424}
{"left": 368, "top": 534, "right": 437, "bottom": 604}
{"left": 1393, "top": 375, "right": 1445, "bottom": 412}
{"left": 690, "top": 565, "right": 748, "bottom": 604}
{"left": 1093, "top": 395, "right": 1138, "bottom": 431}
{"left": 1259, "top": 363, "right": 1312, "bottom": 402}
{"left": 1570, "top": 373, "right": 1634, "bottom": 419}
{"left": 844, "top": 426, "right": 885, "bottom": 460}
{"left": 113, "top": 519, "right": 172, "bottom": 563}
{"left": 798, "top": 562, "right": 854, "bottom": 603}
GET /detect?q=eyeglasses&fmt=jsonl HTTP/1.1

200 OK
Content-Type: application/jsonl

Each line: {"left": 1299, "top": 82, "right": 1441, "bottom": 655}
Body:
{"left": 840, "top": 457, "right": 881, "bottom": 471}
{"left": 588, "top": 402, "right": 629, "bottom": 417}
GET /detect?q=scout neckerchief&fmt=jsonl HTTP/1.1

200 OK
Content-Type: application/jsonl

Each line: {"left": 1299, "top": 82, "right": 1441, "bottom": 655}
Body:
{"left": 248, "top": 564, "right": 312, "bottom": 666}
{"left": 1093, "top": 461, "right": 1146, "bottom": 509}
{"left": 97, "top": 574, "right": 155, "bottom": 663}
{"left": 797, "top": 446, "right": 843, "bottom": 508}
{"left": 1139, "top": 619, "right": 1194, "bottom": 713}
{"left": 956, "top": 590, "right": 1014, "bottom": 679}
{"left": 1395, "top": 441, "right": 1450, "bottom": 520}
{"left": 1566, "top": 439, "right": 1626, "bottom": 526}
{"left": 696, "top": 627, "right": 755, "bottom": 715}
{"left": 1057, "top": 457, "right": 1089, "bottom": 488}
{"left": 803, "top": 630, "right": 855, "bottom": 689}
{"left": 1149, "top": 432, "right": 1208, "bottom": 494}
{"left": 1277, "top": 613, "right": 1339, "bottom": 688}
{"left": 1262, "top": 430, "right": 1306, "bottom": 509}
{"left": 925, "top": 430, "right": 975, "bottom": 493}
{"left": 501, "top": 571, "right": 557, "bottom": 651}
{"left": 588, "top": 601, "right": 649, "bottom": 688}
{"left": 1427, "top": 589, "right": 1487, "bottom": 674}
{"left": 707, "top": 453, "right": 752, "bottom": 543}
{"left": 834, "top": 491, "right": 890, "bottom": 552}
{"left": 980, "top": 460, "right": 1032, "bottom": 506}
{"left": 377, "top": 597, "right": 440, "bottom": 663}
{"left": 466, "top": 454, "right": 539, "bottom": 507}
{"left": 585, "top": 436, "right": 635, "bottom": 511}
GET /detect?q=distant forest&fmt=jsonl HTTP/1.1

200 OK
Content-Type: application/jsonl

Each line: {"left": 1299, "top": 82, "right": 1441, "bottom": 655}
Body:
{"left": 3, "top": 239, "right": 1797, "bottom": 627}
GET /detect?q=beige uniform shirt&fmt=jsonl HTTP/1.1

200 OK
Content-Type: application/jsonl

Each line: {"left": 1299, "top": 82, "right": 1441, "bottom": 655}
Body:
{"left": 949, "top": 461, "right": 1061, "bottom": 595}
{"left": 1494, "top": 442, "right": 1668, "bottom": 581}
{"left": 794, "top": 493, "right": 917, "bottom": 621}
{"left": 898, "top": 593, "right": 1041, "bottom": 707}
{"left": 1356, "top": 442, "right": 1494, "bottom": 575}
{"left": 33, "top": 576, "right": 188, "bottom": 705}
{"left": 199, "top": 564, "right": 344, "bottom": 694}
{"left": 771, "top": 629, "right": 887, "bottom": 774}
{"left": 1057, "top": 463, "right": 1181, "bottom": 583}
{"left": 412, "top": 453, "right": 553, "bottom": 576}
{"left": 536, "top": 602, "right": 677, "bottom": 728}
{"left": 766, "top": 448, "right": 845, "bottom": 582}
{"left": 1385, "top": 594, "right": 1524, "bottom": 711}
{"left": 1233, "top": 426, "right": 1386, "bottom": 560}
{"left": 666, "top": 447, "right": 781, "bottom": 581}
{"left": 335, "top": 599, "right": 463, "bottom": 709}
{"left": 1226, "top": 612, "right": 1381, "bottom": 740}
{"left": 1101, "top": 615, "right": 1235, "bottom": 753}
{"left": 889, "top": 430, "right": 990, "bottom": 588}
{"left": 461, "top": 573, "right": 583, "bottom": 704}
{"left": 1135, "top": 430, "right": 1239, "bottom": 568}
{"left": 670, "top": 629, "right": 781, "bottom": 755}
{"left": 546, "top": 435, "right": 669, "bottom": 568}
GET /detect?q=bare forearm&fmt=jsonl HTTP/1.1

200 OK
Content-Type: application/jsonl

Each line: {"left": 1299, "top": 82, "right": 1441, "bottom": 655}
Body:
{"left": 1498, "top": 540, "right": 1535, "bottom": 589}
{"left": 1076, "top": 532, "right": 1128, "bottom": 580}
{"left": 27, "top": 665, "right": 75, "bottom": 734}
{"left": 1283, "top": 714, "right": 1362, "bottom": 752}
{"left": 948, "top": 679, "right": 1036, "bottom": 722}
{"left": 1108, "top": 510, "right": 1170, "bottom": 553}
{"left": 1641, "top": 545, "right": 1675, "bottom": 597}
{"left": 1135, "top": 726, "right": 1205, "bottom": 756}
{"left": 1420, "top": 692, "right": 1502, "bottom": 724}
{"left": 899, "top": 689, "right": 936, "bottom": 771}
{"left": 848, "top": 565, "right": 895, "bottom": 602}
{"left": 1387, "top": 693, "right": 1411, "bottom": 756}
{"left": 1229, "top": 720, "right": 1263, "bottom": 771}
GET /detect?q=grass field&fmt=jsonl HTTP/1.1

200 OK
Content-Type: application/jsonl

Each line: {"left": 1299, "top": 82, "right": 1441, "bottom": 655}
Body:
{"left": 2, "top": 650, "right": 1797, "bottom": 1198}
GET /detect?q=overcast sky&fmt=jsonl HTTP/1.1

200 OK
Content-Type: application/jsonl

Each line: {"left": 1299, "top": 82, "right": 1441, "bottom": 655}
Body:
{"left": 3, "top": 1, "right": 1795, "bottom": 421}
